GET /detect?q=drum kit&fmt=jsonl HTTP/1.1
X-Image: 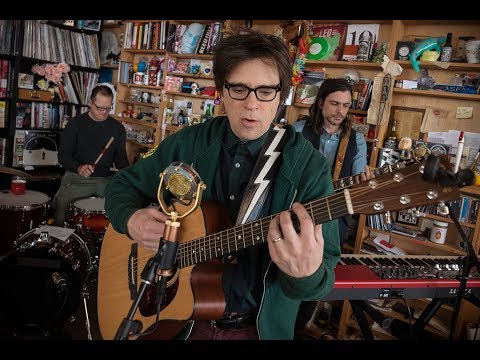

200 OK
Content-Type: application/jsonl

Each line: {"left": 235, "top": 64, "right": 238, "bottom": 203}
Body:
{"left": 0, "top": 166, "right": 110, "bottom": 338}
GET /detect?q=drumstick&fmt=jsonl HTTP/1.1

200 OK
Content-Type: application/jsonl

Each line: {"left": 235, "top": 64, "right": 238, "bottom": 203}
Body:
{"left": 92, "top": 136, "right": 114, "bottom": 168}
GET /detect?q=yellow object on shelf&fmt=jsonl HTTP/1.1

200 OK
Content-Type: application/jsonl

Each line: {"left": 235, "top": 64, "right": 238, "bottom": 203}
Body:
{"left": 474, "top": 173, "right": 480, "bottom": 187}
{"left": 420, "top": 50, "right": 440, "bottom": 61}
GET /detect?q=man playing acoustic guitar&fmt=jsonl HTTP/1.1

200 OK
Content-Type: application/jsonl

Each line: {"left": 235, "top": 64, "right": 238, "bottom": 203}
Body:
{"left": 103, "top": 30, "right": 341, "bottom": 340}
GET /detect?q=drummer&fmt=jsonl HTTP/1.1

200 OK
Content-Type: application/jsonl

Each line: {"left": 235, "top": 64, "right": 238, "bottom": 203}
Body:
{"left": 52, "top": 85, "right": 129, "bottom": 226}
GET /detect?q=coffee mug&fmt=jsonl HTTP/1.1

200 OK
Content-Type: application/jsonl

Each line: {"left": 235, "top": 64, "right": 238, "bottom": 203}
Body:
{"left": 11, "top": 176, "right": 26, "bottom": 195}
{"left": 465, "top": 40, "right": 480, "bottom": 64}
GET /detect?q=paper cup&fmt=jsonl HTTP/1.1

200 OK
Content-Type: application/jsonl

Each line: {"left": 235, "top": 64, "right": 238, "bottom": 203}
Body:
{"left": 465, "top": 40, "right": 480, "bottom": 64}
{"left": 11, "top": 176, "right": 26, "bottom": 195}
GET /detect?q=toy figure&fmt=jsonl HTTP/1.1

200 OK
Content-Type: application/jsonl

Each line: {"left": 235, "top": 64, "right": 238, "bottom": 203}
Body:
{"left": 409, "top": 37, "right": 446, "bottom": 72}
{"left": 398, "top": 136, "right": 412, "bottom": 160}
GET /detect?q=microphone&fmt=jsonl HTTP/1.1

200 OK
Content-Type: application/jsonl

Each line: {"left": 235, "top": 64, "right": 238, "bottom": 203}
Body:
{"left": 162, "top": 161, "right": 202, "bottom": 201}
{"left": 51, "top": 272, "right": 68, "bottom": 295}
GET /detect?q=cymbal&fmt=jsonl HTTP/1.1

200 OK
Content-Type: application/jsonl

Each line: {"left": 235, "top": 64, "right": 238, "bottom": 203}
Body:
{"left": 0, "top": 166, "right": 59, "bottom": 181}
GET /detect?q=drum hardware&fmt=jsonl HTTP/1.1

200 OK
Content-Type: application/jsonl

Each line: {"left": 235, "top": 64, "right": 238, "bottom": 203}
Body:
{"left": 81, "top": 284, "right": 93, "bottom": 340}
{"left": 0, "top": 227, "right": 93, "bottom": 336}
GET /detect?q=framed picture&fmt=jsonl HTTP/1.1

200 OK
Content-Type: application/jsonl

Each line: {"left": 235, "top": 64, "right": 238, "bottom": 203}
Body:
{"left": 77, "top": 20, "right": 102, "bottom": 32}
{"left": 396, "top": 209, "right": 419, "bottom": 226}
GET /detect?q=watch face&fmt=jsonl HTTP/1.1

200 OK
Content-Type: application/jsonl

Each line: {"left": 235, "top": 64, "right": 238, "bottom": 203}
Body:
{"left": 399, "top": 46, "right": 410, "bottom": 57}
{"left": 429, "top": 144, "right": 448, "bottom": 156}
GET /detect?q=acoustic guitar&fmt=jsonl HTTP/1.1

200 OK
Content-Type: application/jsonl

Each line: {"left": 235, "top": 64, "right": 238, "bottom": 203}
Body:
{"left": 97, "top": 158, "right": 461, "bottom": 340}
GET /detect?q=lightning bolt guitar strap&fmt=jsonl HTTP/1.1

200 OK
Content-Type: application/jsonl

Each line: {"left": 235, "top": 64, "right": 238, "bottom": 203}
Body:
{"left": 235, "top": 125, "right": 288, "bottom": 226}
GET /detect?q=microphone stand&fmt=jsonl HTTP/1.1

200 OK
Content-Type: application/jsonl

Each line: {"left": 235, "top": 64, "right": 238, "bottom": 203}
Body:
{"left": 114, "top": 162, "right": 206, "bottom": 340}
{"left": 446, "top": 201, "right": 480, "bottom": 341}
{"left": 114, "top": 219, "right": 179, "bottom": 340}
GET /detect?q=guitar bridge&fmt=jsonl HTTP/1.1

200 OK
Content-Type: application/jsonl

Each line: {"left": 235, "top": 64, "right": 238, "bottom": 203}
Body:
{"left": 128, "top": 243, "right": 138, "bottom": 300}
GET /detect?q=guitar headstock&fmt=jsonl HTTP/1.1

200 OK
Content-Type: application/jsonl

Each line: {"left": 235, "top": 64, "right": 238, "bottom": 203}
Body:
{"left": 349, "top": 155, "right": 466, "bottom": 216}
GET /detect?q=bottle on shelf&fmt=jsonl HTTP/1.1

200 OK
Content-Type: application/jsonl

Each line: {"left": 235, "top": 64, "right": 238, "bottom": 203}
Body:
{"left": 440, "top": 33, "right": 453, "bottom": 62}
{"left": 164, "top": 98, "right": 174, "bottom": 124}
{"left": 356, "top": 30, "right": 373, "bottom": 61}
{"left": 384, "top": 119, "right": 398, "bottom": 149}
{"left": 202, "top": 103, "right": 214, "bottom": 123}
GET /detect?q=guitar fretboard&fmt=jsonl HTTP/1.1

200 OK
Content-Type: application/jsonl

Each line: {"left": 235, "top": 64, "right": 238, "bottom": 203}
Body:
{"left": 176, "top": 191, "right": 350, "bottom": 268}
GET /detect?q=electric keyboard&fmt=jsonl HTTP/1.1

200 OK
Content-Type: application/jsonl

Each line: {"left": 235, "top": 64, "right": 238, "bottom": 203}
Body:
{"left": 324, "top": 254, "right": 480, "bottom": 300}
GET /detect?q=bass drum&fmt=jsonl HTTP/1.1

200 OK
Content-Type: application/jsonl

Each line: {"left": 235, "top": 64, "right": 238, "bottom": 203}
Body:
{"left": 0, "top": 227, "right": 92, "bottom": 337}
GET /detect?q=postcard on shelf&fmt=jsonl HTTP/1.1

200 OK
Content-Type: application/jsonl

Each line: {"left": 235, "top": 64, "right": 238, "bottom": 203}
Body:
{"left": 18, "top": 73, "right": 34, "bottom": 89}
{"left": 306, "top": 24, "right": 347, "bottom": 61}
{"left": 164, "top": 76, "right": 183, "bottom": 93}
{"left": 342, "top": 23, "right": 380, "bottom": 61}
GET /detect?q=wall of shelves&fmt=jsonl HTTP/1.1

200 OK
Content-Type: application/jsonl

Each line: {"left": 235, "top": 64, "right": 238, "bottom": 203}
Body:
{"left": 112, "top": 19, "right": 480, "bottom": 339}
{"left": 114, "top": 20, "right": 222, "bottom": 164}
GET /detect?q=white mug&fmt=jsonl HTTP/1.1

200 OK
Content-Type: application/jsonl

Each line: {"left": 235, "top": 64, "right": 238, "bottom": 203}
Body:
{"left": 465, "top": 40, "right": 480, "bottom": 64}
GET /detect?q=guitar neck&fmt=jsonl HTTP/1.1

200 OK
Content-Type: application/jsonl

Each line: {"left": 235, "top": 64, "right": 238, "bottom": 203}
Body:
{"left": 175, "top": 160, "right": 459, "bottom": 272}
{"left": 176, "top": 191, "right": 351, "bottom": 269}
{"left": 332, "top": 161, "right": 410, "bottom": 191}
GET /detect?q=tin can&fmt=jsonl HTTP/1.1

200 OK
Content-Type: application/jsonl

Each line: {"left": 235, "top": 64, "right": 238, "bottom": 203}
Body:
{"left": 430, "top": 220, "right": 448, "bottom": 244}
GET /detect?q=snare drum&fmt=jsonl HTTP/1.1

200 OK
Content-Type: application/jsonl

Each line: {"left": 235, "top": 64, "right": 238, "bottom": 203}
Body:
{"left": 0, "top": 227, "right": 92, "bottom": 336}
{"left": 0, "top": 189, "right": 50, "bottom": 255}
{"left": 68, "top": 196, "right": 110, "bottom": 234}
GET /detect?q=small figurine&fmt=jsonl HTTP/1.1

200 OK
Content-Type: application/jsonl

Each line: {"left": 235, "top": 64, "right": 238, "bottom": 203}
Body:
{"left": 417, "top": 68, "right": 436, "bottom": 90}
{"left": 123, "top": 104, "right": 134, "bottom": 118}
{"left": 398, "top": 136, "right": 412, "bottom": 160}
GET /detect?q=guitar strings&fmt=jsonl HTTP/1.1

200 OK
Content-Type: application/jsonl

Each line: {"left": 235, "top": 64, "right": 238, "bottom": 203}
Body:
{"left": 117, "top": 166, "right": 438, "bottom": 274}
{"left": 175, "top": 168, "right": 425, "bottom": 268}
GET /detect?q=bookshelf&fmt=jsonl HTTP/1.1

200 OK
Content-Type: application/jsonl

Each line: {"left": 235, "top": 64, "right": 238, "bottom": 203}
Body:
{"left": 1, "top": 20, "right": 101, "bottom": 168}
{"left": 114, "top": 20, "right": 222, "bottom": 164}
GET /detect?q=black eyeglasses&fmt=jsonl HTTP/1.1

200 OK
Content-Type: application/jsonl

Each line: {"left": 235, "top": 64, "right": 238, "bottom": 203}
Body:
{"left": 92, "top": 102, "right": 113, "bottom": 112}
{"left": 224, "top": 81, "right": 281, "bottom": 102}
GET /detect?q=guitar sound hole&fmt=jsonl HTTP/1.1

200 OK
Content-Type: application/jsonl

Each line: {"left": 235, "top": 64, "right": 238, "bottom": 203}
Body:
{"left": 138, "top": 270, "right": 179, "bottom": 317}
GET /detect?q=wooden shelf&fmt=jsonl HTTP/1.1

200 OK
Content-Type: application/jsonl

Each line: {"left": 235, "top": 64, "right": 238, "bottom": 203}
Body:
{"left": 461, "top": 186, "right": 480, "bottom": 197}
{"left": 304, "top": 60, "right": 383, "bottom": 70}
{"left": 364, "top": 226, "right": 466, "bottom": 255}
{"left": 167, "top": 53, "right": 214, "bottom": 60}
{"left": 126, "top": 139, "right": 154, "bottom": 148}
{"left": 118, "top": 82, "right": 163, "bottom": 91}
{"left": 166, "top": 71, "right": 213, "bottom": 80}
{"left": 396, "top": 60, "right": 480, "bottom": 72}
{"left": 123, "top": 49, "right": 167, "bottom": 55}
{"left": 164, "top": 91, "right": 214, "bottom": 100}
{"left": 119, "top": 99, "right": 159, "bottom": 109}
{"left": 165, "top": 124, "right": 186, "bottom": 133}
{"left": 393, "top": 88, "right": 480, "bottom": 101}
{"left": 113, "top": 115, "right": 158, "bottom": 129}
{"left": 100, "top": 64, "right": 119, "bottom": 69}
{"left": 421, "top": 213, "right": 476, "bottom": 229}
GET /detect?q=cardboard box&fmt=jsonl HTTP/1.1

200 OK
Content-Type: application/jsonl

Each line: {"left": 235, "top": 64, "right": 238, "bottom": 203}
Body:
{"left": 18, "top": 89, "right": 52, "bottom": 102}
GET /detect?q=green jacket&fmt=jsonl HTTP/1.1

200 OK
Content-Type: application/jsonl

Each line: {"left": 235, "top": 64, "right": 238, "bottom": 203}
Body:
{"left": 105, "top": 116, "right": 341, "bottom": 339}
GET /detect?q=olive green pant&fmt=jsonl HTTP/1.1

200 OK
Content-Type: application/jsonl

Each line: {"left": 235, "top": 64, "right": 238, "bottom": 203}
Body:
{"left": 53, "top": 171, "right": 112, "bottom": 227}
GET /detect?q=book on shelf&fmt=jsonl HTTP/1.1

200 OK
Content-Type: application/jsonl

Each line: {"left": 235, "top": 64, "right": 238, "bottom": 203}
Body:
{"left": 0, "top": 101, "right": 5, "bottom": 128}
{"left": 179, "top": 23, "right": 205, "bottom": 54}
{"left": 0, "top": 137, "right": 6, "bottom": 165}
{"left": 207, "top": 22, "right": 223, "bottom": 54}
{"left": 196, "top": 24, "right": 211, "bottom": 54}
{"left": 0, "top": 58, "right": 9, "bottom": 98}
